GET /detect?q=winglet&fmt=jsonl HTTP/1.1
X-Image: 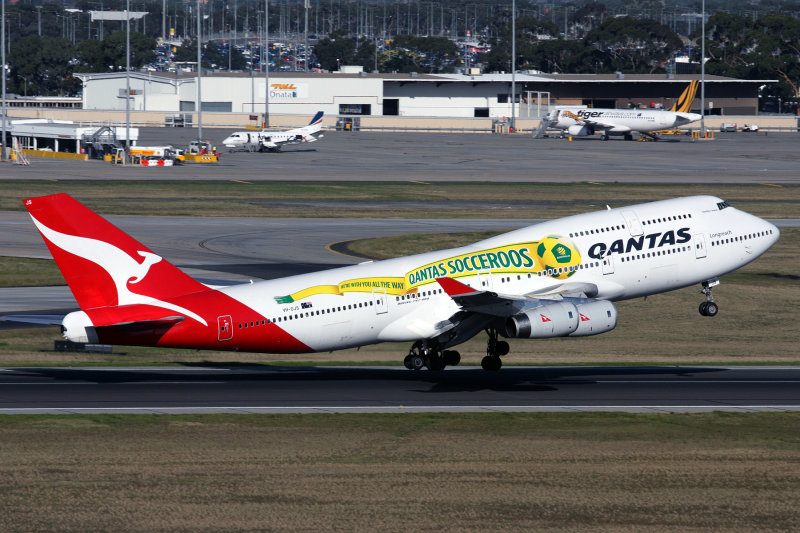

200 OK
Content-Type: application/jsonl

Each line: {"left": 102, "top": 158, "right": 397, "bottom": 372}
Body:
{"left": 436, "top": 277, "right": 477, "bottom": 296}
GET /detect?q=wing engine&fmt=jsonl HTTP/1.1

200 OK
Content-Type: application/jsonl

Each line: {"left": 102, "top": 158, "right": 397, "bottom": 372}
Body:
{"left": 568, "top": 124, "right": 592, "bottom": 136}
{"left": 504, "top": 300, "right": 617, "bottom": 338}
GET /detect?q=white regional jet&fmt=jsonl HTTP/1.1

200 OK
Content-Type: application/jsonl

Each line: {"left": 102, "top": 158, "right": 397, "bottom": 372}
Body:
{"left": 222, "top": 111, "right": 324, "bottom": 152}
{"left": 546, "top": 108, "right": 702, "bottom": 140}
{"left": 24, "top": 194, "right": 778, "bottom": 371}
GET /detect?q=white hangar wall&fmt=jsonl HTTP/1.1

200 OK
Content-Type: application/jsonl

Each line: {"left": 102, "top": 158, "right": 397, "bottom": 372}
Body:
{"left": 79, "top": 73, "right": 187, "bottom": 112}
{"left": 383, "top": 79, "right": 518, "bottom": 117}
{"left": 76, "top": 72, "right": 767, "bottom": 117}
{"left": 185, "top": 75, "right": 384, "bottom": 115}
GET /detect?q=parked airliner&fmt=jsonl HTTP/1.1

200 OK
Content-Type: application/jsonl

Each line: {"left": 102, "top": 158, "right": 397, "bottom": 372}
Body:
{"left": 222, "top": 111, "right": 324, "bottom": 152}
{"left": 546, "top": 108, "right": 701, "bottom": 140}
{"left": 24, "top": 194, "right": 778, "bottom": 371}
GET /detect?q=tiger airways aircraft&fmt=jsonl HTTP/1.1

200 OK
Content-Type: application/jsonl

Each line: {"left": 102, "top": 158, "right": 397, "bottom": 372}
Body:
{"left": 546, "top": 108, "right": 702, "bottom": 141}
{"left": 24, "top": 194, "right": 778, "bottom": 371}
{"left": 222, "top": 111, "right": 324, "bottom": 152}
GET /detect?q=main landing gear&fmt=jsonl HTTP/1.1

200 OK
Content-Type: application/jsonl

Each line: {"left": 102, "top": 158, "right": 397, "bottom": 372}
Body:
{"left": 699, "top": 278, "right": 720, "bottom": 317}
{"left": 481, "top": 328, "right": 509, "bottom": 371}
{"left": 403, "top": 341, "right": 461, "bottom": 371}
{"left": 404, "top": 329, "right": 511, "bottom": 371}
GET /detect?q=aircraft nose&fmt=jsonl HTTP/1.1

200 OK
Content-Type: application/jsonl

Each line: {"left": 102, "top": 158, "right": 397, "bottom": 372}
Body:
{"left": 768, "top": 220, "right": 780, "bottom": 245}
{"left": 676, "top": 112, "right": 702, "bottom": 125}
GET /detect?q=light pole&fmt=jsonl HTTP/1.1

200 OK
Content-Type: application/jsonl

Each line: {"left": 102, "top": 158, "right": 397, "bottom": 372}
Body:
{"left": 264, "top": 0, "right": 269, "bottom": 128}
{"left": 197, "top": 0, "right": 202, "bottom": 141}
{"left": 125, "top": 0, "right": 131, "bottom": 151}
{"left": 1, "top": 0, "right": 5, "bottom": 161}
{"left": 304, "top": 0, "right": 308, "bottom": 72}
{"left": 511, "top": 0, "right": 516, "bottom": 133}
{"left": 700, "top": 0, "right": 705, "bottom": 135}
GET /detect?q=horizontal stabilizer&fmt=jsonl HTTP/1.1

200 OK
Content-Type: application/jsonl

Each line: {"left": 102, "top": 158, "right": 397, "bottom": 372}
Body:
{"left": 96, "top": 316, "right": 185, "bottom": 333}
{"left": 0, "top": 314, "right": 65, "bottom": 326}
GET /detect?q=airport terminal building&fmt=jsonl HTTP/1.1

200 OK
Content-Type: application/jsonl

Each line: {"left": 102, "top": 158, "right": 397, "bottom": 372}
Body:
{"left": 76, "top": 70, "right": 771, "bottom": 119}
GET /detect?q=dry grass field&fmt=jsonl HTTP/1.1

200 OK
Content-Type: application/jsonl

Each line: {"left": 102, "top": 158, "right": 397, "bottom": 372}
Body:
{"left": 1, "top": 412, "right": 798, "bottom": 532}
{"left": 1, "top": 180, "right": 798, "bottom": 219}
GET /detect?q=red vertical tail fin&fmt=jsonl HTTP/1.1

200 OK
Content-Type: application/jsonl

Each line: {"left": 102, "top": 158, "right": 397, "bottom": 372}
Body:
{"left": 24, "top": 194, "right": 209, "bottom": 316}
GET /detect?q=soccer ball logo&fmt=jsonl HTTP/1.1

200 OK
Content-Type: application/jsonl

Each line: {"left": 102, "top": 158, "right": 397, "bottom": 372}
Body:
{"left": 536, "top": 235, "right": 581, "bottom": 279}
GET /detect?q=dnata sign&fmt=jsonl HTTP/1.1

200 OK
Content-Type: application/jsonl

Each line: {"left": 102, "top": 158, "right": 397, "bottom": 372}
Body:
{"left": 262, "top": 82, "right": 308, "bottom": 100}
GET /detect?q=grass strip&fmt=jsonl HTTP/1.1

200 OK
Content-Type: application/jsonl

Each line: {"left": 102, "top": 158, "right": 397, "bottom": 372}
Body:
{"left": 3, "top": 180, "right": 799, "bottom": 218}
{"left": 0, "top": 256, "right": 64, "bottom": 288}
{"left": 1, "top": 412, "right": 799, "bottom": 531}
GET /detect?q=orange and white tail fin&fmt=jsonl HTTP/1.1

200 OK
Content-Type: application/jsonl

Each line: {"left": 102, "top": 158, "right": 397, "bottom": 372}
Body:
{"left": 24, "top": 194, "right": 209, "bottom": 318}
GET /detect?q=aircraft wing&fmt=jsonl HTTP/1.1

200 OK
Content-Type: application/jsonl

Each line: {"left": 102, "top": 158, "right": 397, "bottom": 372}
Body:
{"left": 436, "top": 277, "right": 599, "bottom": 317}
{"left": 581, "top": 118, "right": 625, "bottom": 132}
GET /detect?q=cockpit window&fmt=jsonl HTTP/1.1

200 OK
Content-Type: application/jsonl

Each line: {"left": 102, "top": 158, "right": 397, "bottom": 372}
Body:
{"left": 717, "top": 201, "right": 731, "bottom": 210}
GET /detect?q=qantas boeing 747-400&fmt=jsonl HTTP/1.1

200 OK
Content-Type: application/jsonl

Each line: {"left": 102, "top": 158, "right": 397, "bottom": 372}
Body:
{"left": 23, "top": 194, "right": 778, "bottom": 371}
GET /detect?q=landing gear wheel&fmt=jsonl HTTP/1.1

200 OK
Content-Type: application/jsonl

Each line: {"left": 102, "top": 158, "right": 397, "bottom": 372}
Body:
{"left": 481, "top": 356, "right": 502, "bottom": 371}
{"left": 624, "top": 133, "right": 633, "bottom": 141}
{"left": 426, "top": 353, "right": 445, "bottom": 371}
{"left": 495, "top": 341, "right": 510, "bottom": 357}
{"left": 406, "top": 341, "right": 426, "bottom": 370}
{"left": 601, "top": 133, "right": 609, "bottom": 141}
{"left": 486, "top": 328, "right": 509, "bottom": 359}
{"left": 699, "top": 279, "right": 720, "bottom": 317}
{"left": 442, "top": 350, "right": 461, "bottom": 367}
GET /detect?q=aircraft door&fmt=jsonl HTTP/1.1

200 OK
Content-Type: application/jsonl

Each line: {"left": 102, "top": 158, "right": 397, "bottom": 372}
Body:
{"left": 694, "top": 233, "right": 708, "bottom": 259}
{"left": 622, "top": 211, "right": 643, "bottom": 236}
{"left": 602, "top": 255, "right": 615, "bottom": 275}
{"left": 372, "top": 289, "right": 388, "bottom": 314}
{"left": 217, "top": 315, "right": 233, "bottom": 341}
{"left": 477, "top": 270, "right": 493, "bottom": 290}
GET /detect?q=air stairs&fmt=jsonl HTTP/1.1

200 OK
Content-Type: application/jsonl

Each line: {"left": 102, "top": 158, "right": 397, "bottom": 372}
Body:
{"left": 81, "top": 126, "right": 122, "bottom": 159}
{"left": 533, "top": 117, "right": 552, "bottom": 139}
{"left": 13, "top": 138, "right": 30, "bottom": 165}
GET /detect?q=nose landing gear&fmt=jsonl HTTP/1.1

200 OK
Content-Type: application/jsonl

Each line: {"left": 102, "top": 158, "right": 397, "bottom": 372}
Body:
{"left": 699, "top": 278, "right": 720, "bottom": 317}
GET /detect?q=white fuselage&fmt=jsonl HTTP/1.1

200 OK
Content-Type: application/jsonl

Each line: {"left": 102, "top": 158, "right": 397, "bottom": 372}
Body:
{"left": 550, "top": 108, "right": 702, "bottom": 137}
{"left": 222, "top": 124, "right": 321, "bottom": 150}
{"left": 215, "top": 196, "right": 778, "bottom": 352}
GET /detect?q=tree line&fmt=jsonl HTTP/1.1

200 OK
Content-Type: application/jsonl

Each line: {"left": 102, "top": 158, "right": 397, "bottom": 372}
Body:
{"left": 3, "top": 1, "right": 800, "bottom": 103}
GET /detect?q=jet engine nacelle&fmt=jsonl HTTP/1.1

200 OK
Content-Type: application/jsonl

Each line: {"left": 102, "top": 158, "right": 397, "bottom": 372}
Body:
{"left": 569, "top": 300, "right": 618, "bottom": 337}
{"left": 504, "top": 302, "right": 579, "bottom": 338}
{"left": 567, "top": 124, "right": 591, "bottom": 136}
{"left": 61, "top": 311, "right": 97, "bottom": 343}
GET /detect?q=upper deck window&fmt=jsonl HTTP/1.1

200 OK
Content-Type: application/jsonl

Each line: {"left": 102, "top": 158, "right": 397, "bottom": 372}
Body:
{"left": 717, "top": 201, "right": 731, "bottom": 210}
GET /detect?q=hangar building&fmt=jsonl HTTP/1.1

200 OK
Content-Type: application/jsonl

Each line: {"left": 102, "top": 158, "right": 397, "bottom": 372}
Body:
{"left": 76, "top": 70, "right": 771, "bottom": 118}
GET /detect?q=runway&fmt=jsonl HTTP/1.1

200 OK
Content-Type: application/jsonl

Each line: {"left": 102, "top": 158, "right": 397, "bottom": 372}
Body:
{"left": 1, "top": 365, "right": 798, "bottom": 414}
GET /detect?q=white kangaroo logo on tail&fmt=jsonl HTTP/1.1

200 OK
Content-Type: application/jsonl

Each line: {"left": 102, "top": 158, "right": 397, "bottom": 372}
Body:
{"left": 31, "top": 216, "right": 208, "bottom": 326}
